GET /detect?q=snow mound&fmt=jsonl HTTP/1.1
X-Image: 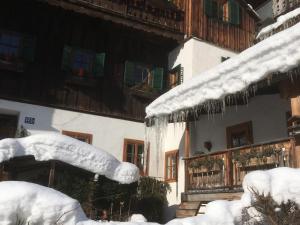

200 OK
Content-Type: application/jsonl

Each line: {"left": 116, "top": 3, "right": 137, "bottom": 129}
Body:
{"left": 257, "top": 7, "right": 300, "bottom": 40}
{"left": 165, "top": 167, "right": 300, "bottom": 225}
{"left": 146, "top": 21, "right": 300, "bottom": 119}
{"left": 130, "top": 214, "right": 147, "bottom": 222}
{"left": 0, "top": 181, "right": 87, "bottom": 225}
{"left": 0, "top": 133, "right": 139, "bottom": 184}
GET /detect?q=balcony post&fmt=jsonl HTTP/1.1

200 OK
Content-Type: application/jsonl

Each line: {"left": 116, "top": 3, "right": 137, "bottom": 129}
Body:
{"left": 48, "top": 161, "right": 56, "bottom": 187}
{"left": 184, "top": 121, "right": 191, "bottom": 192}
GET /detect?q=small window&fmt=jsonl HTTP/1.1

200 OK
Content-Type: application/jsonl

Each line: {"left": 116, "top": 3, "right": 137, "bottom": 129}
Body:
{"left": 165, "top": 150, "right": 178, "bottom": 182}
{"left": 123, "top": 139, "right": 148, "bottom": 175}
{"left": 226, "top": 121, "right": 253, "bottom": 148}
{"left": 61, "top": 45, "right": 105, "bottom": 78}
{"left": 221, "top": 56, "right": 230, "bottom": 62}
{"left": 0, "top": 30, "right": 35, "bottom": 71}
{"left": 124, "top": 61, "right": 164, "bottom": 91}
{"left": 168, "top": 65, "right": 183, "bottom": 89}
{"left": 204, "top": 0, "right": 240, "bottom": 25}
{"left": 62, "top": 130, "right": 93, "bottom": 144}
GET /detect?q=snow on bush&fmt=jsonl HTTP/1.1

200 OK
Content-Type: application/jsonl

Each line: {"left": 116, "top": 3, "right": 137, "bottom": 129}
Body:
{"left": 130, "top": 214, "right": 147, "bottom": 222}
{"left": 0, "top": 181, "right": 87, "bottom": 225}
{"left": 165, "top": 167, "right": 300, "bottom": 225}
{"left": 0, "top": 133, "right": 139, "bottom": 184}
{"left": 1, "top": 168, "right": 300, "bottom": 225}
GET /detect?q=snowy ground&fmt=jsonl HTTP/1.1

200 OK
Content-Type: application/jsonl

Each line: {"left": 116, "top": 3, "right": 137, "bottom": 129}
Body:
{"left": 1, "top": 168, "right": 300, "bottom": 225}
{"left": 0, "top": 133, "right": 139, "bottom": 184}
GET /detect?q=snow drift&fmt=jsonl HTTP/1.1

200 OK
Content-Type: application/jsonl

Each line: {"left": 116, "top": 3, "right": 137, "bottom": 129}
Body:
{"left": 165, "top": 167, "right": 300, "bottom": 225}
{"left": 1, "top": 168, "right": 300, "bottom": 225}
{"left": 0, "top": 181, "right": 86, "bottom": 225}
{"left": 146, "top": 20, "right": 300, "bottom": 119}
{"left": 0, "top": 133, "right": 139, "bottom": 184}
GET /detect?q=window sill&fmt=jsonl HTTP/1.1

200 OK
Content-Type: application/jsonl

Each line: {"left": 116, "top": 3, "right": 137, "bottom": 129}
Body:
{"left": 65, "top": 75, "right": 100, "bottom": 87}
{"left": 165, "top": 178, "right": 177, "bottom": 183}
{"left": 0, "top": 59, "right": 25, "bottom": 72}
{"left": 125, "top": 87, "right": 162, "bottom": 100}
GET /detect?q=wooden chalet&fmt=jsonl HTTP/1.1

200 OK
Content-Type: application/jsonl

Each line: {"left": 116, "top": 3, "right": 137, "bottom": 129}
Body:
{"left": 0, "top": 0, "right": 184, "bottom": 128}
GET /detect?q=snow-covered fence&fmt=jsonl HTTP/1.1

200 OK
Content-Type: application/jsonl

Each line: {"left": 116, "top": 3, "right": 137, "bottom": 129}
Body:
{"left": 184, "top": 137, "right": 295, "bottom": 192}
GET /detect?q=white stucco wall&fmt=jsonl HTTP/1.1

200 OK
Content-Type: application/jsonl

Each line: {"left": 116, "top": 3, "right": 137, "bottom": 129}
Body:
{"left": 168, "top": 38, "right": 237, "bottom": 82}
{"left": 159, "top": 94, "right": 291, "bottom": 221}
{"left": 190, "top": 94, "right": 290, "bottom": 154}
{"left": 0, "top": 99, "right": 145, "bottom": 160}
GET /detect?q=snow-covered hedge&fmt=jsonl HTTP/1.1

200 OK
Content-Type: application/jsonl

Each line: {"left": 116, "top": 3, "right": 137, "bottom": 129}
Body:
{"left": 1, "top": 168, "right": 300, "bottom": 225}
{"left": 0, "top": 133, "right": 139, "bottom": 184}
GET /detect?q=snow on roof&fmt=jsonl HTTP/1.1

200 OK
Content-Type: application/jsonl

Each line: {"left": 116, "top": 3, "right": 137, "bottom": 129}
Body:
{"left": 0, "top": 133, "right": 139, "bottom": 184}
{"left": 257, "top": 7, "right": 300, "bottom": 40}
{"left": 0, "top": 181, "right": 87, "bottom": 225}
{"left": 146, "top": 21, "right": 300, "bottom": 119}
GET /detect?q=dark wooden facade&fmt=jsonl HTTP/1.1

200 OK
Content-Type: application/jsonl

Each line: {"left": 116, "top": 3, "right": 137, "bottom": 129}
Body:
{"left": 172, "top": 0, "right": 259, "bottom": 52}
{"left": 0, "top": 0, "right": 180, "bottom": 122}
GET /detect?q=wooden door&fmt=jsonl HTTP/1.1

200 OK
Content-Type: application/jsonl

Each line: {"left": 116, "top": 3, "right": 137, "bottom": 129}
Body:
{"left": 0, "top": 114, "right": 18, "bottom": 140}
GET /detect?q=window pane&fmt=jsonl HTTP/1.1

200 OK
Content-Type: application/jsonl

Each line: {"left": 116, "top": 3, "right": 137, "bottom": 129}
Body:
{"left": 126, "top": 144, "right": 135, "bottom": 163}
{"left": 137, "top": 144, "right": 144, "bottom": 170}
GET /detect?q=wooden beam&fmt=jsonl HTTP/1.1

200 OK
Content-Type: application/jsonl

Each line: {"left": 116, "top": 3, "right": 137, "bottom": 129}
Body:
{"left": 48, "top": 161, "right": 56, "bottom": 187}
{"left": 184, "top": 122, "right": 191, "bottom": 158}
{"left": 291, "top": 96, "right": 300, "bottom": 117}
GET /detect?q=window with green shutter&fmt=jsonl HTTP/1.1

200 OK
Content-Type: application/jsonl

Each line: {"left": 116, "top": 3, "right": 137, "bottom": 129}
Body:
{"left": 124, "top": 60, "right": 164, "bottom": 91}
{"left": 204, "top": 0, "right": 240, "bottom": 25}
{"left": 228, "top": 0, "right": 240, "bottom": 25}
{"left": 167, "top": 65, "right": 182, "bottom": 89}
{"left": 0, "top": 30, "right": 35, "bottom": 62}
{"left": 61, "top": 45, "right": 105, "bottom": 78}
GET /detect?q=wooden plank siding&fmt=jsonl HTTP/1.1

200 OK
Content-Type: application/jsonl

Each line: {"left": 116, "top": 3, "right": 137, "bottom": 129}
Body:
{"left": 172, "top": 0, "right": 258, "bottom": 52}
{"left": 0, "top": 0, "right": 178, "bottom": 122}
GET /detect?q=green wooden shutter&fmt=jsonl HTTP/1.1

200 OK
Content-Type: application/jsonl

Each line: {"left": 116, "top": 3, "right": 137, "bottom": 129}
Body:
{"left": 205, "top": 0, "right": 213, "bottom": 17}
{"left": 93, "top": 53, "right": 105, "bottom": 77}
{"left": 124, "top": 61, "right": 135, "bottom": 86}
{"left": 61, "top": 45, "right": 72, "bottom": 71}
{"left": 22, "top": 35, "right": 35, "bottom": 62}
{"left": 229, "top": 0, "right": 240, "bottom": 25}
{"left": 152, "top": 67, "right": 164, "bottom": 90}
{"left": 205, "top": 0, "right": 218, "bottom": 18}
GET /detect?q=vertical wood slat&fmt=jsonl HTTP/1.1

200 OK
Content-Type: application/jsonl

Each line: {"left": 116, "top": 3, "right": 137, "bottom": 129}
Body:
{"left": 173, "top": 0, "right": 257, "bottom": 52}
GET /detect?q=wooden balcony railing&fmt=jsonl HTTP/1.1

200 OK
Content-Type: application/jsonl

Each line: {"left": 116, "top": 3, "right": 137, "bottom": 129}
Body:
{"left": 185, "top": 138, "right": 295, "bottom": 192}
{"left": 61, "top": 0, "right": 184, "bottom": 33}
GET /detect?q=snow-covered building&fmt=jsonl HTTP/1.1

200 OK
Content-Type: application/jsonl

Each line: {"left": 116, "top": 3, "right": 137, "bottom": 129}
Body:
{"left": 146, "top": 1, "right": 300, "bottom": 221}
{"left": 0, "top": 0, "right": 186, "bottom": 179}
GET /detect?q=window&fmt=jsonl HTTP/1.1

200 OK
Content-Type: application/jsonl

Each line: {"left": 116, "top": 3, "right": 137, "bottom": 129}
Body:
{"left": 226, "top": 121, "right": 253, "bottom": 148}
{"left": 0, "top": 30, "right": 35, "bottom": 71}
{"left": 204, "top": 0, "right": 240, "bottom": 25}
{"left": 165, "top": 150, "right": 178, "bottom": 182}
{"left": 61, "top": 45, "right": 105, "bottom": 78}
{"left": 124, "top": 61, "right": 164, "bottom": 91}
{"left": 62, "top": 130, "right": 93, "bottom": 144}
{"left": 168, "top": 65, "right": 183, "bottom": 89}
{"left": 123, "top": 139, "right": 148, "bottom": 175}
{"left": 221, "top": 56, "right": 230, "bottom": 62}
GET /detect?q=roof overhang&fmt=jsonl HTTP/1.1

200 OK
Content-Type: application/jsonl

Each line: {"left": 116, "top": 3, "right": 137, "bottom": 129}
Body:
{"left": 146, "top": 21, "right": 300, "bottom": 121}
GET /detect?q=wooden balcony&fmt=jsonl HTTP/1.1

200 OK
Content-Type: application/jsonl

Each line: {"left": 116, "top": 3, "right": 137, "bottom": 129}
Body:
{"left": 45, "top": 0, "right": 184, "bottom": 40}
{"left": 184, "top": 137, "right": 296, "bottom": 192}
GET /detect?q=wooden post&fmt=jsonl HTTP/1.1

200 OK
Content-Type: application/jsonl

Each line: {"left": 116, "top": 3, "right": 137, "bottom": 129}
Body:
{"left": 291, "top": 96, "right": 300, "bottom": 117}
{"left": 184, "top": 122, "right": 191, "bottom": 158}
{"left": 184, "top": 121, "right": 191, "bottom": 192}
{"left": 48, "top": 161, "right": 56, "bottom": 188}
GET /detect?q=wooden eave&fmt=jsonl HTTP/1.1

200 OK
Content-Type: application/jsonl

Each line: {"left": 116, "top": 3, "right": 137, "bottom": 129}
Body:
{"left": 237, "top": 0, "right": 261, "bottom": 21}
{"left": 39, "top": 0, "right": 184, "bottom": 41}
